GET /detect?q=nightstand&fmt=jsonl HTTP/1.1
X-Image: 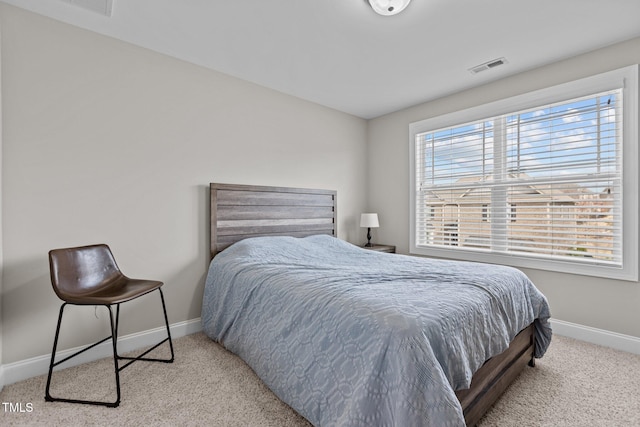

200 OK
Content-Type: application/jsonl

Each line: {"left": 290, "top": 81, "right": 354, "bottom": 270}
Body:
{"left": 361, "top": 244, "right": 396, "bottom": 253}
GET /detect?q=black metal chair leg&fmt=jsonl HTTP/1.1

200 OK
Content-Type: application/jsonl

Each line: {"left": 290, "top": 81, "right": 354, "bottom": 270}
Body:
{"left": 45, "top": 303, "right": 67, "bottom": 402}
{"left": 159, "top": 289, "right": 175, "bottom": 362}
{"left": 108, "top": 305, "right": 122, "bottom": 407}
{"left": 116, "top": 289, "right": 174, "bottom": 367}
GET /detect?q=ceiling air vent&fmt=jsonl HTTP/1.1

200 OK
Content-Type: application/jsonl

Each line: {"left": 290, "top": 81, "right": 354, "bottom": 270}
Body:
{"left": 60, "top": 0, "right": 113, "bottom": 16}
{"left": 469, "top": 57, "right": 507, "bottom": 74}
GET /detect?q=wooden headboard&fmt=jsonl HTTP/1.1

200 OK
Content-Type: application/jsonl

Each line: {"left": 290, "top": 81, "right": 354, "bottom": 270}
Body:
{"left": 210, "top": 183, "right": 337, "bottom": 258}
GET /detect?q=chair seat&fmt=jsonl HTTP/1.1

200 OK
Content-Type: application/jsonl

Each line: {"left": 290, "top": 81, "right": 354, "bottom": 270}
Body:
{"left": 64, "top": 278, "right": 163, "bottom": 305}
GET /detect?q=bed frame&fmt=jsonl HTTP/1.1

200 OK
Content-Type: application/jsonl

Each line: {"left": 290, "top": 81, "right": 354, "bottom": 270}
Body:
{"left": 209, "top": 182, "right": 536, "bottom": 426}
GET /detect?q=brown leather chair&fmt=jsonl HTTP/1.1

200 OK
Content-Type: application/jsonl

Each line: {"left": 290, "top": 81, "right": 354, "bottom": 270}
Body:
{"left": 45, "top": 244, "right": 174, "bottom": 407}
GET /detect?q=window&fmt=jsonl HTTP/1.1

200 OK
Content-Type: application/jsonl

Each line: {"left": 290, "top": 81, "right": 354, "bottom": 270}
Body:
{"left": 410, "top": 65, "right": 638, "bottom": 281}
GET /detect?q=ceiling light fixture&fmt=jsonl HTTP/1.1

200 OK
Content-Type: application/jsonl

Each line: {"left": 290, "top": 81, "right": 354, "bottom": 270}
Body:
{"left": 368, "top": 0, "right": 412, "bottom": 16}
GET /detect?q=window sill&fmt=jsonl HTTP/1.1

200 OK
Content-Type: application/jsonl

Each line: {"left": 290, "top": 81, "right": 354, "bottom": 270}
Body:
{"left": 410, "top": 245, "right": 637, "bottom": 282}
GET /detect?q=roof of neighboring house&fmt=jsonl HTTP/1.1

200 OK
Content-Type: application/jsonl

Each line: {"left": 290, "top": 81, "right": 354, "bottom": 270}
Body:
{"left": 425, "top": 173, "right": 595, "bottom": 204}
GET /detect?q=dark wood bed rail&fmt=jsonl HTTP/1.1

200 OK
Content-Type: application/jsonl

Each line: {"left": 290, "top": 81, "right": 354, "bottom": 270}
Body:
{"left": 455, "top": 324, "right": 535, "bottom": 426}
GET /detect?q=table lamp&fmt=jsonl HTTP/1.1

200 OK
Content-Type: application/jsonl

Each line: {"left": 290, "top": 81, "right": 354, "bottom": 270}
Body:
{"left": 360, "top": 213, "right": 379, "bottom": 247}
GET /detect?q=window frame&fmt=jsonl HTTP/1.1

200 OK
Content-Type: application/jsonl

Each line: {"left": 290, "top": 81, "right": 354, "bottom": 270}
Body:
{"left": 409, "top": 65, "right": 639, "bottom": 281}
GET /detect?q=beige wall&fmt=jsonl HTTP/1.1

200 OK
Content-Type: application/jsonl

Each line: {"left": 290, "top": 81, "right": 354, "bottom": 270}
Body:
{"left": 367, "top": 37, "right": 640, "bottom": 339}
{"left": 0, "top": 17, "right": 4, "bottom": 375}
{"left": 0, "top": 5, "right": 368, "bottom": 364}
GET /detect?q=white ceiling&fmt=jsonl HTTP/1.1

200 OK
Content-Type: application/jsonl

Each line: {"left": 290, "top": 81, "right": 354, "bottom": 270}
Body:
{"left": 3, "top": 0, "right": 640, "bottom": 119}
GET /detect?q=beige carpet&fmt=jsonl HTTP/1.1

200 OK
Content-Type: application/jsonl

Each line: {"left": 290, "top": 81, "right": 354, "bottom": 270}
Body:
{"left": 1, "top": 332, "right": 639, "bottom": 426}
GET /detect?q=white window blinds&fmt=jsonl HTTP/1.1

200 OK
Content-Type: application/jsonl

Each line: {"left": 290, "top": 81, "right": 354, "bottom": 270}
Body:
{"left": 414, "top": 89, "right": 622, "bottom": 266}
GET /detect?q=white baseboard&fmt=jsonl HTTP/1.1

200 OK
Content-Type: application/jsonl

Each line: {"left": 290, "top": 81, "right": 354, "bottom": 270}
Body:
{"left": 2, "top": 317, "right": 638, "bottom": 391}
{"left": 550, "top": 318, "right": 640, "bottom": 355}
{"left": 0, "top": 317, "right": 202, "bottom": 389}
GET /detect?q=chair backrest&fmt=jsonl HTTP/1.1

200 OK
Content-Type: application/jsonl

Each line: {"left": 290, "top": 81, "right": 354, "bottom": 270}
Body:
{"left": 49, "top": 244, "right": 124, "bottom": 302}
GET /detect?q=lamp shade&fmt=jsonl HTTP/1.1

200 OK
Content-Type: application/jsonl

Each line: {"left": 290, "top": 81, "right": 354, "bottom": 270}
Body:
{"left": 368, "top": 0, "right": 411, "bottom": 16}
{"left": 360, "top": 213, "right": 380, "bottom": 228}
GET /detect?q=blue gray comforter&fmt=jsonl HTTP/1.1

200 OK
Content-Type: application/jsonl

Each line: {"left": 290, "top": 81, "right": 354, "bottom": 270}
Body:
{"left": 201, "top": 235, "right": 551, "bottom": 426}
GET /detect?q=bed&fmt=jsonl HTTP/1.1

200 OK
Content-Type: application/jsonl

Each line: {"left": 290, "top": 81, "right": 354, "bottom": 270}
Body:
{"left": 202, "top": 183, "right": 552, "bottom": 426}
